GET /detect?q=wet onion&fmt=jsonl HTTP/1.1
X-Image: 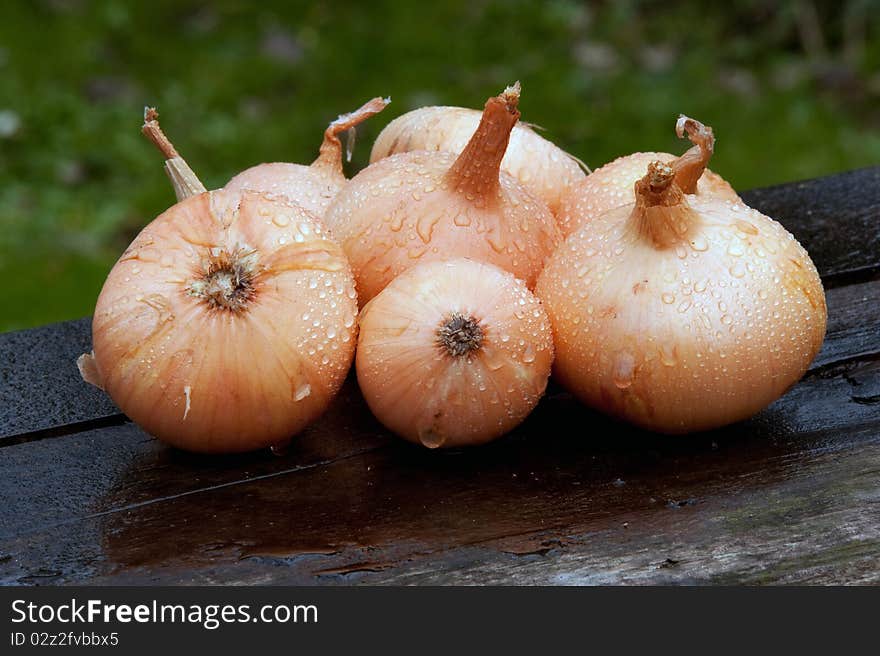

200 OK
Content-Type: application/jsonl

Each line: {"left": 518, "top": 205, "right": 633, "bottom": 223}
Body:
{"left": 536, "top": 161, "right": 826, "bottom": 433}
{"left": 356, "top": 258, "right": 554, "bottom": 447}
{"left": 78, "top": 188, "right": 359, "bottom": 453}
{"left": 370, "top": 95, "right": 588, "bottom": 215}
{"left": 225, "top": 97, "right": 389, "bottom": 219}
{"left": 325, "top": 83, "right": 561, "bottom": 303}
{"left": 556, "top": 115, "right": 739, "bottom": 238}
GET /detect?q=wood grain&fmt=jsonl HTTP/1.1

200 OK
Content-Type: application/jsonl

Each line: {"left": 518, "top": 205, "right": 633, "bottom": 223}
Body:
{"left": 0, "top": 318, "right": 119, "bottom": 443}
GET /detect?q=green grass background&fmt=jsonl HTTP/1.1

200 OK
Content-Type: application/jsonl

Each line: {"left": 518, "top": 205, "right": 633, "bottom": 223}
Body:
{"left": 1, "top": 0, "right": 878, "bottom": 331}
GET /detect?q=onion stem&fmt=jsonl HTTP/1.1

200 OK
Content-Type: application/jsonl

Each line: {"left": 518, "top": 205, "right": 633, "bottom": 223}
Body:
{"left": 445, "top": 82, "right": 521, "bottom": 201}
{"left": 313, "top": 97, "right": 391, "bottom": 173}
{"left": 142, "top": 107, "right": 207, "bottom": 201}
{"left": 672, "top": 115, "right": 715, "bottom": 195}
{"left": 630, "top": 161, "right": 696, "bottom": 248}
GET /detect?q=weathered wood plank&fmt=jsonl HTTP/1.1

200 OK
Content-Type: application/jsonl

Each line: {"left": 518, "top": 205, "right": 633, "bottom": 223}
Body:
{"left": 741, "top": 166, "right": 880, "bottom": 286}
{"left": 365, "top": 426, "right": 880, "bottom": 585}
{"left": 0, "top": 379, "right": 388, "bottom": 540}
{"left": 0, "top": 318, "right": 119, "bottom": 441}
{"left": 812, "top": 279, "right": 880, "bottom": 369}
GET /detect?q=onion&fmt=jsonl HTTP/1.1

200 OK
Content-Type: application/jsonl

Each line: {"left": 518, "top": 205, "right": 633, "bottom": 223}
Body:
{"left": 225, "top": 97, "right": 390, "bottom": 218}
{"left": 324, "top": 83, "right": 561, "bottom": 303}
{"left": 369, "top": 91, "right": 588, "bottom": 216}
{"left": 536, "top": 161, "right": 826, "bottom": 433}
{"left": 78, "top": 186, "right": 359, "bottom": 453}
{"left": 556, "top": 115, "right": 739, "bottom": 238}
{"left": 356, "top": 258, "right": 553, "bottom": 448}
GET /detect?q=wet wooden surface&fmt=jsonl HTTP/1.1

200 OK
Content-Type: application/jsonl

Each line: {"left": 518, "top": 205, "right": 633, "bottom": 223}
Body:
{"left": 1, "top": 167, "right": 878, "bottom": 585}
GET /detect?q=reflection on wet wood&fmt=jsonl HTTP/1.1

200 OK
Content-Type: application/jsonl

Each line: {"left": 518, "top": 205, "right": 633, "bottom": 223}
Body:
{"left": 1, "top": 168, "right": 878, "bottom": 585}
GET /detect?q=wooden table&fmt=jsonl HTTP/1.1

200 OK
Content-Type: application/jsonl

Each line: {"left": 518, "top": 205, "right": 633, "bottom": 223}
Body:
{"left": 2, "top": 168, "right": 879, "bottom": 585}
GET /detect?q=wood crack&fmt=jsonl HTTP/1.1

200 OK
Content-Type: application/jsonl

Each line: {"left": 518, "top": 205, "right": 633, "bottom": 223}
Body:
{"left": 0, "top": 415, "right": 128, "bottom": 449}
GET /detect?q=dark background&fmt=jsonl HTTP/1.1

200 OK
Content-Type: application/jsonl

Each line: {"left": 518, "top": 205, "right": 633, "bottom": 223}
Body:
{"left": 1, "top": 0, "right": 878, "bottom": 331}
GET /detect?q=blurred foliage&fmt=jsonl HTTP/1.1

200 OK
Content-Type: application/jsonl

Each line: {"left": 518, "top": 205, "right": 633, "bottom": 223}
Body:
{"left": 0, "top": 0, "right": 878, "bottom": 331}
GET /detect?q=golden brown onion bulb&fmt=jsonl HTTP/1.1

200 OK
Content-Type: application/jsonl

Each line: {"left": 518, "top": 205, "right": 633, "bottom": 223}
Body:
{"left": 325, "top": 83, "right": 561, "bottom": 304}
{"left": 225, "top": 97, "right": 389, "bottom": 218}
{"left": 556, "top": 116, "right": 739, "bottom": 237}
{"left": 536, "top": 162, "right": 826, "bottom": 434}
{"left": 78, "top": 189, "right": 359, "bottom": 453}
{"left": 356, "top": 258, "right": 554, "bottom": 448}
{"left": 370, "top": 98, "right": 587, "bottom": 216}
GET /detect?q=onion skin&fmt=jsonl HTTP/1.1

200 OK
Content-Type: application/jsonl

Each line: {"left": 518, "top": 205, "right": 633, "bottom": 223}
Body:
{"left": 86, "top": 189, "right": 358, "bottom": 453}
{"left": 536, "top": 163, "right": 826, "bottom": 434}
{"left": 225, "top": 161, "right": 344, "bottom": 220}
{"left": 325, "top": 84, "right": 561, "bottom": 304}
{"left": 370, "top": 105, "right": 587, "bottom": 215}
{"left": 556, "top": 116, "right": 739, "bottom": 238}
{"left": 357, "top": 259, "right": 554, "bottom": 448}
{"left": 223, "top": 97, "right": 390, "bottom": 219}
